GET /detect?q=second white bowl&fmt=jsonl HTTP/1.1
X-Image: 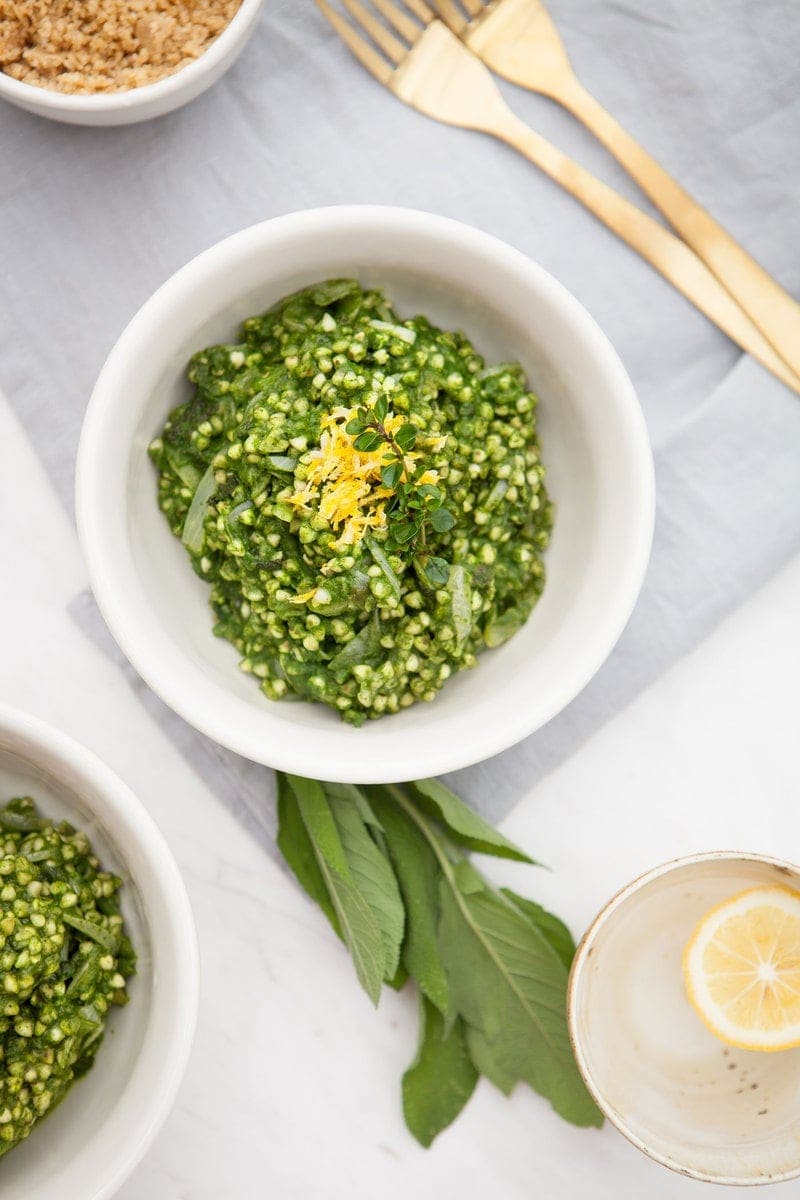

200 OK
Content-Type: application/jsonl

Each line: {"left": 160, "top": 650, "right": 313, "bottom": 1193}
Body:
{"left": 76, "top": 206, "right": 654, "bottom": 782}
{"left": 0, "top": 705, "right": 198, "bottom": 1200}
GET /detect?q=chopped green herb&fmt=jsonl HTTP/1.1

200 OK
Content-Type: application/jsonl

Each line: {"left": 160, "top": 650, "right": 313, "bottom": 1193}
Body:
{"left": 0, "top": 797, "right": 135, "bottom": 1159}
{"left": 151, "top": 280, "right": 552, "bottom": 726}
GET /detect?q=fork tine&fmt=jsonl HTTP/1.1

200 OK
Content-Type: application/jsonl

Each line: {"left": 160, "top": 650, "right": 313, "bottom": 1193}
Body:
{"left": 341, "top": 0, "right": 407, "bottom": 62}
{"left": 461, "top": 0, "right": 487, "bottom": 15}
{"left": 316, "top": 0, "right": 393, "bottom": 85}
{"left": 432, "top": 0, "right": 469, "bottom": 33}
{"left": 371, "top": 0, "right": 428, "bottom": 42}
{"left": 400, "top": 0, "right": 437, "bottom": 24}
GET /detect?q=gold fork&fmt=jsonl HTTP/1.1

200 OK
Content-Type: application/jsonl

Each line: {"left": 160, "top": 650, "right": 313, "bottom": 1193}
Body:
{"left": 316, "top": 0, "right": 800, "bottom": 395}
{"left": 434, "top": 0, "right": 800, "bottom": 383}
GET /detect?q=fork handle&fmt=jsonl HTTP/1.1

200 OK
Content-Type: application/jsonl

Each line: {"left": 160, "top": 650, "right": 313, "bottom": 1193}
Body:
{"left": 490, "top": 108, "right": 800, "bottom": 395}
{"left": 553, "top": 77, "right": 800, "bottom": 382}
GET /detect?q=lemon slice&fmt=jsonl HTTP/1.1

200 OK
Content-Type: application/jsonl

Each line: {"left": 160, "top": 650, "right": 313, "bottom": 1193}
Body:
{"left": 684, "top": 885, "right": 800, "bottom": 1052}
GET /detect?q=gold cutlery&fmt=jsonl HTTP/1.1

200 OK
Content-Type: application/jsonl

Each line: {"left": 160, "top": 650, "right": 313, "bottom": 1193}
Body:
{"left": 316, "top": 0, "right": 800, "bottom": 395}
{"left": 434, "top": 0, "right": 800, "bottom": 383}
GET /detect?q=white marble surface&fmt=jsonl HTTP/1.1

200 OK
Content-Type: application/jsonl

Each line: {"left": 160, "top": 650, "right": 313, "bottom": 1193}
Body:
{"left": 3, "top": 380, "right": 800, "bottom": 1200}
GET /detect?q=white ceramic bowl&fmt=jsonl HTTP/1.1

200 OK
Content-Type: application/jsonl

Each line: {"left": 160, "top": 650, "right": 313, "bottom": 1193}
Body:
{"left": 76, "top": 205, "right": 654, "bottom": 783}
{"left": 0, "top": 705, "right": 199, "bottom": 1200}
{"left": 568, "top": 852, "right": 800, "bottom": 1186}
{"left": 0, "top": 0, "right": 264, "bottom": 126}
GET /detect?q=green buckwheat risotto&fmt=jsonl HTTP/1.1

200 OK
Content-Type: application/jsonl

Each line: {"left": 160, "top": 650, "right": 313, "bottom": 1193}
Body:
{"left": 0, "top": 797, "right": 135, "bottom": 1158}
{"left": 150, "top": 280, "right": 552, "bottom": 725}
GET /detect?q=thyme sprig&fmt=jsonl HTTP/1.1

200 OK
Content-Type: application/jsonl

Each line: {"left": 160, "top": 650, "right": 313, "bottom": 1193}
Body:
{"left": 346, "top": 398, "right": 454, "bottom": 586}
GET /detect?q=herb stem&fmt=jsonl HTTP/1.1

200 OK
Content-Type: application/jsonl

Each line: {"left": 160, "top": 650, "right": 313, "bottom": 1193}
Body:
{"left": 366, "top": 418, "right": 404, "bottom": 464}
{"left": 382, "top": 785, "right": 457, "bottom": 884}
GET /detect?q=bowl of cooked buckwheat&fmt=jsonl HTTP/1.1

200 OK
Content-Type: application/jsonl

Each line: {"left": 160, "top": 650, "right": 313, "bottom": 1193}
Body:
{"left": 0, "top": 0, "right": 265, "bottom": 124}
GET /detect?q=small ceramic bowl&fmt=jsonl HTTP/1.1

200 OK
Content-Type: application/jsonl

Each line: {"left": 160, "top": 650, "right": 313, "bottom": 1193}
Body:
{"left": 0, "top": 0, "right": 264, "bottom": 126}
{"left": 76, "top": 205, "right": 654, "bottom": 783}
{"left": 568, "top": 852, "right": 800, "bottom": 1186}
{"left": 0, "top": 704, "right": 199, "bottom": 1200}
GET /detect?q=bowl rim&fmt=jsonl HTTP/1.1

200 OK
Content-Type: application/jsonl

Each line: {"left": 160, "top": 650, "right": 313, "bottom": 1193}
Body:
{"left": 567, "top": 849, "right": 800, "bottom": 1187}
{"left": 76, "top": 204, "right": 655, "bottom": 781}
{"left": 0, "top": 702, "right": 199, "bottom": 1199}
{"left": 0, "top": 0, "right": 263, "bottom": 115}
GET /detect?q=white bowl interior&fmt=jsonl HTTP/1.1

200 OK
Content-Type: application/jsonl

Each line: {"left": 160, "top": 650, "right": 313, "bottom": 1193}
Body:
{"left": 0, "top": 712, "right": 196, "bottom": 1200}
{"left": 570, "top": 856, "right": 800, "bottom": 1185}
{"left": 78, "top": 209, "right": 653, "bottom": 780}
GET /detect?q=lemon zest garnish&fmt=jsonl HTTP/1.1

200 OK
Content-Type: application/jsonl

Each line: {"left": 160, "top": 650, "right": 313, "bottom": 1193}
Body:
{"left": 285, "top": 486, "right": 315, "bottom": 512}
{"left": 288, "top": 406, "right": 412, "bottom": 549}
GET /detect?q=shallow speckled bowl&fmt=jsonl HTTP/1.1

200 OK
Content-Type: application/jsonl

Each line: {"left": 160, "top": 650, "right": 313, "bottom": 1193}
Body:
{"left": 0, "top": 0, "right": 264, "bottom": 126}
{"left": 76, "top": 206, "right": 654, "bottom": 782}
{"left": 568, "top": 852, "right": 800, "bottom": 1186}
{"left": 0, "top": 705, "right": 198, "bottom": 1200}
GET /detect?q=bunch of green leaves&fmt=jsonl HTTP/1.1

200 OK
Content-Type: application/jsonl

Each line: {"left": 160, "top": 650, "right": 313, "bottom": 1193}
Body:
{"left": 276, "top": 773, "right": 602, "bottom": 1145}
{"left": 346, "top": 401, "right": 453, "bottom": 586}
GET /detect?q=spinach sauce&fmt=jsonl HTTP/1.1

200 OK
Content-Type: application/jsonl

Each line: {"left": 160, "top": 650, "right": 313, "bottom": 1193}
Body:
{"left": 150, "top": 280, "right": 552, "bottom": 725}
{"left": 0, "top": 798, "right": 135, "bottom": 1157}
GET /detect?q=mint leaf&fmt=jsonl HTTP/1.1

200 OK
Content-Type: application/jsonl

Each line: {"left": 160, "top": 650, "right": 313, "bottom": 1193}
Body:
{"left": 394, "top": 423, "right": 418, "bottom": 451}
{"left": 181, "top": 463, "right": 217, "bottom": 554}
{"left": 447, "top": 564, "right": 472, "bottom": 647}
{"left": 329, "top": 612, "right": 383, "bottom": 677}
{"left": 422, "top": 556, "right": 450, "bottom": 588}
{"left": 392, "top": 521, "right": 418, "bottom": 545}
{"left": 464, "top": 1024, "right": 515, "bottom": 1096}
{"left": 287, "top": 775, "right": 386, "bottom": 1005}
{"left": 437, "top": 875, "right": 601, "bottom": 1127}
{"left": 286, "top": 774, "right": 350, "bottom": 877}
{"left": 276, "top": 773, "right": 341, "bottom": 938}
{"left": 370, "top": 789, "right": 449, "bottom": 1015}
{"left": 381, "top": 461, "right": 402, "bottom": 489}
{"left": 409, "top": 778, "right": 533, "bottom": 864}
{"left": 430, "top": 507, "right": 455, "bottom": 533}
{"left": 402, "top": 997, "right": 478, "bottom": 1148}
{"left": 450, "top": 858, "right": 484, "bottom": 895}
{"left": 354, "top": 430, "right": 383, "bottom": 452}
{"left": 325, "top": 781, "right": 383, "bottom": 830}
{"left": 364, "top": 536, "right": 402, "bottom": 601}
{"left": 320, "top": 867, "right": 385, "bottom": 1006}
{"left": 501, "top": 889, "right": 577, "bottom": 972}
{"left": 310, "top": 279, "right": 360, "bottom": 306}
{"left": 275, "top": 776, "right": 600, "bottom": 1140}
{"left": 484, "top": 599, "right": 534, "bottom": 649}
{"left": 328, "top": 793, "right": 405, "bottom": 981}
{"left": 387, "top": 961, "right": 409, "bottom": 992}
